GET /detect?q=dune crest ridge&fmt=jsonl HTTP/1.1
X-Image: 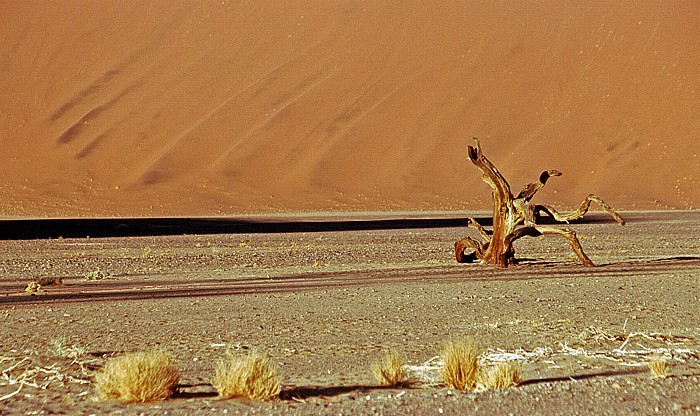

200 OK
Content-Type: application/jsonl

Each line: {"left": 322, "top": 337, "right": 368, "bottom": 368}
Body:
{"left": 1, "top": 1, "right": 698, "bottom": 217}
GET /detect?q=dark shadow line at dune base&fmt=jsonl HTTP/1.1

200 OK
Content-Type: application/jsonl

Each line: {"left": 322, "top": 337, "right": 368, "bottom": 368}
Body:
{"left": 0, "top": 212, "right": 632, "bottom": 240}
{"left": 0, "top": 217, "right": 466, "bottom": 240}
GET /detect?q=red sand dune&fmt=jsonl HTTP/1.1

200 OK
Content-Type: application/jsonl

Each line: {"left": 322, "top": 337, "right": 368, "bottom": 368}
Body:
{"left": 1, "top": 1, "right": 698, "bottom": 217}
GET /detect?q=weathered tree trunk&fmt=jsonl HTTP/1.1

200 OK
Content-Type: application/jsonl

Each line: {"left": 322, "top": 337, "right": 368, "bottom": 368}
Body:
{"left": 455, "top": 138, "right": 625, "bottom": 267}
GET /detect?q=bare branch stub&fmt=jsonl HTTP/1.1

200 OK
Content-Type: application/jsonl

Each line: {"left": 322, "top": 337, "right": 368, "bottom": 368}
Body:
{"left": 455, "top": 138, "right": 625, "bottom": 267}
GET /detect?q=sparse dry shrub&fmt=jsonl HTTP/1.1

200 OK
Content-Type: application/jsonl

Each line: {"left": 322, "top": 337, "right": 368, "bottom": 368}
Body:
{"left": 25, "top": 276, "right": 63, "bottom": 294}
{"left": 440, "top": 337, "right": 480, "bottom": 391}
{"left": 37, "top": 276, "right": 64, "bottom": 286}
{"left": 372, "top": 349, "right": 409, "bottom": 387}
{"left": 95, "top": 350, "right": 179, "bottom": 402}
{"left": 83, "top": 268, "right": 111, "bottom": 280}
{"left": 477, "top": 362, "right": 522, "bottom": 391}
{"left": 212, "top": 350, "right": 281, "bottom": 401}
{"left": 647, "top": 357, "right": 668, "bottom": 378}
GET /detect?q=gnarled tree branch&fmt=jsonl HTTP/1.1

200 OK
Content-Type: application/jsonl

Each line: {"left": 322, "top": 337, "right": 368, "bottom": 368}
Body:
{"left": 455, "top": 138, "right": 625, "bottom": 267}
{"left": 517, "top": 170, "right": 562, "bottom": 202}
{"left": 534, "top": 194, "right": 626, "bottom": 225}
{"left": 467, "top": 138, "right": 513, "bottom": 203}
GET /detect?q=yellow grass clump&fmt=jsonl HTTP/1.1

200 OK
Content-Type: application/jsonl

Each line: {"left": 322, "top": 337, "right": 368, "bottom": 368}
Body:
{"left": 212, "top": 350, "right": 281, "bottom": 401}
{"left": 440, "top": 337, "right": 480, "bottom": 391}
{"left": 477, "top": 362, "right": 522, "bottom": 391}
{"left": 95, "top": 350, "right": 179, "bottom": 402}
{"left": 647, "top": 358, "right": 668, "bottom": 378}
{"left": 372, "top": 349, "right": 409, "bottom": 387}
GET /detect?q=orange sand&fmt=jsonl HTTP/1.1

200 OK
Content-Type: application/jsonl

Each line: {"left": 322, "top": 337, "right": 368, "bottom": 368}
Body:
{"left": 1, "top": 1, "right": 698, "bottom": 217}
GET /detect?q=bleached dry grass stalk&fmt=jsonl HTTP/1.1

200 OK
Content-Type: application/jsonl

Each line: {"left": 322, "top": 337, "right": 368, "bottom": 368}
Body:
{"left": 1, "top": 354, "right": 91, "bottom": 402}
{"left": 95, "top": 350, "right": 179, "bottom": 402}
{"left": 212, "top": 350, "right": 281, "bottom": 401}
{"left": 49, "top": 337, "right": 86, "bottom": 360}
{"left": 372, "top": 349, "right": 410, "bottom": 387}
{"left": 440, "top": 337, "right": 480, "bottom": 391}
{"left": 405, "top": 355, "right": 442, "bottom": 387}
{"left": 406, "top": 329, "right": 697, "bottom": 388}
{"left": 0, "top": 384, "right": 23, "bottom": 401}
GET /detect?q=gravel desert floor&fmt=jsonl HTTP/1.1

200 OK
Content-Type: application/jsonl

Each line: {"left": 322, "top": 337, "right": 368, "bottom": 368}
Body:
{"left": 1, "top": 211, "right": 699, "bottom": 415}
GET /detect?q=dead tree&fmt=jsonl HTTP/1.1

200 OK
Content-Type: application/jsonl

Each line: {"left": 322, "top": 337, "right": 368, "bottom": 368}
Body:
{"left": 455, "top": 138, "right": 625, "bottom": 267}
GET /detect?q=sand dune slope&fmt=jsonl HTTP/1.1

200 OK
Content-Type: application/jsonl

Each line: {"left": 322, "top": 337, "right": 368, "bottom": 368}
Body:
{"left": 1, "top": 1, "right": 698, "bottom": 216}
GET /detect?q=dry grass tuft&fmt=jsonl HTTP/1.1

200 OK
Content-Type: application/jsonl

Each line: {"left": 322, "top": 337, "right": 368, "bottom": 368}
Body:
{"left": 647, "top": 357, "right": 668, "bottom": 378}
{"left": 440, "top": 337, "right": 480, "bottom": 391}
{"left": 95, "top": 350, "right": 179, "bottom": 402}
{"left": 477, "top": 362, "right": 522, "bottom": 391}
{"left": 25, "top": 281, "right": 43, "bottom": 294}
{"left": 372, "top": 349, "right": 410, "bottom": 387}
{"left": 25, "top": 276, "right": 64, "bottom": 294}
{"left": 36, "top": 276, "right": 64, "bottom": 286}
{"left": 212, "top": 350, "right": 281, "bottom": 401}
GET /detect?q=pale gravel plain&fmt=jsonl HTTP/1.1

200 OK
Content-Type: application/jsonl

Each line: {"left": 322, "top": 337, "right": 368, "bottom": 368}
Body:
{"left": 1, "top": 211, "right": 699, "bottom": 415}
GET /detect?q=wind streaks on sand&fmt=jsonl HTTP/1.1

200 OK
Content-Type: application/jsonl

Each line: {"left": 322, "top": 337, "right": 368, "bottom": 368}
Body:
{"left": 1, "top": 1, "right": 698, "bottom": 216}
